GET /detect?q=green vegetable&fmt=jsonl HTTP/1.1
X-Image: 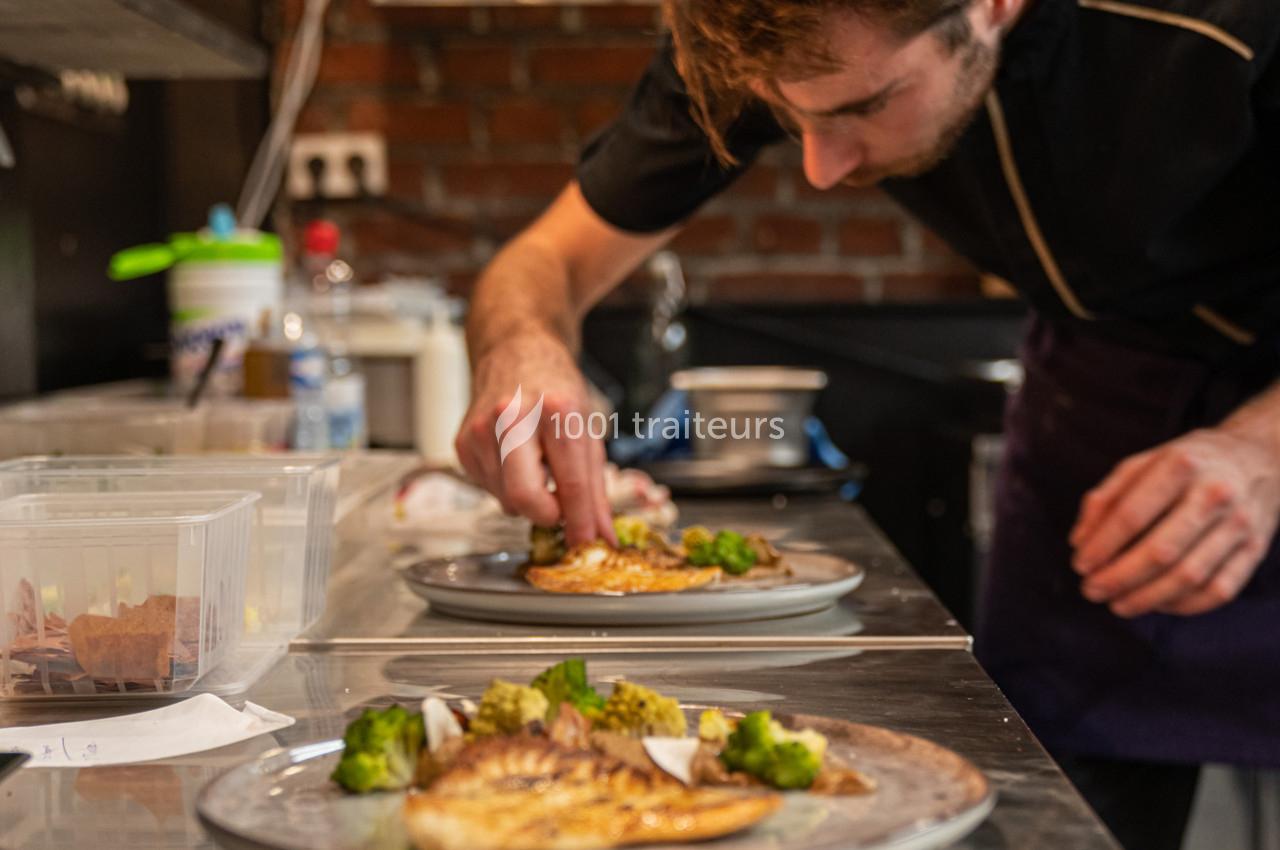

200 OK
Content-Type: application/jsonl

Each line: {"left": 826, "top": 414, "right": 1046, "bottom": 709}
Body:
{"left": 596, "top": 680, "right": 687, "bottom": 738}
{"left": 719, "top": 710, "right": 825, "bottom": 790}
{"left": 531, "top": 658, "right": 607, "bottom": 720}
{"left": 530, "top": 525, "right": 566, "bottom": 565}
{"left": 470, "top": 679, "right": 550, "bottom": 736}
{"left": 684, "top": 527, "right": 758, "bottom": 575}
{"left": 331, "top": 705, "right": 425, "bottom": 793}
{"left": 612, "top": 515, "right": 650, "bottom": 549}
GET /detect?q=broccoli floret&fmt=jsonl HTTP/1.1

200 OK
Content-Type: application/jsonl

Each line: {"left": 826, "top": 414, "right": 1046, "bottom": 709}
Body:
{"left": 530, "top": 525, "right": 566, "bottom": 565}
{"left": 530, "top": 658, "right": 606, "bottom": 721}
{"left": 719, "top": 710, "right": 825, "bottom": 790}
{"left": 470, "top": 679, "right": 550, "bottom": 737}
{"left": 612, "top": 515, "right": 651, "bottom": 549}
{"left": 596, "top": 680, "right": 687, "bottom": 738}
{"left": 712, "top": 530, "right": 757, "bottom": 575}
{"left": 682, "top": 527, "right": 757, "bottom": 575}
{"left": 331, "top": 705, "right": 425, "bottom": 793}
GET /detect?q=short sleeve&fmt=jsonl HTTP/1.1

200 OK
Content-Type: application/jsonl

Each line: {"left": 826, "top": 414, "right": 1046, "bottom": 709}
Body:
{"left": 576, "top": 35, "right": 787, "bottom": 233}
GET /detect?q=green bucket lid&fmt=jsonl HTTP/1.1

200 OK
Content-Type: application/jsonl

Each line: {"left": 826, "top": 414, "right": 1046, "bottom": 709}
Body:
{"left": 109, "top": 230, "right": 283, "bottom": 281}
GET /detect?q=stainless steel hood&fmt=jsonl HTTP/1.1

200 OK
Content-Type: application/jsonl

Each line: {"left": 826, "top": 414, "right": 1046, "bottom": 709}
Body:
{"left": 0, "top": 0, "right": 267, "bottom": 79}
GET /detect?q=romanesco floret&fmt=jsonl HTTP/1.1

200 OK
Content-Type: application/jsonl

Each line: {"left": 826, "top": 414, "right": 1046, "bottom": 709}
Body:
{"left": 612, "top": 515, "right": 651, "bottom": 549}
{"left": 470, "top": 679, "right": 549, "bottom": 736}
{"left": 596, "top": 680, "right": 687, "bottom": 738}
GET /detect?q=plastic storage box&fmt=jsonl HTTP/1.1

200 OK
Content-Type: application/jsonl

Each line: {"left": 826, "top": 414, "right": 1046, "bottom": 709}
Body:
{"left": 0, "top": 400, "right": 205, "bottom": 458}
{"left": 0, "top": 456, "right": 340, "bottom": 642}
{"left": 0, "top": 491, "right": 258, "bottom": 698}
{"left": 204, "top": 399, "right": 295, "bottom": 452}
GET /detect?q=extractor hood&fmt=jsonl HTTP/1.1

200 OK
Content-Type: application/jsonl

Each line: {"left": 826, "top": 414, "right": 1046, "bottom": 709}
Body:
{"left": 0, "top": 0, "right": 267, "bottom": 79}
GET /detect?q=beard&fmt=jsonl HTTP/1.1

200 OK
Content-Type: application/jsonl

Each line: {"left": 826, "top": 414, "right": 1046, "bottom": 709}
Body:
{"left": 841, "top": 36, "right": 999, "bottom": 187}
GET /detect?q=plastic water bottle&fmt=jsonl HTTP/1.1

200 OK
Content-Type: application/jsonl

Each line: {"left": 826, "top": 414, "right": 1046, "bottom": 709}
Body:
{"left": 290, "top": 335, "right": 330, "bottom": 451}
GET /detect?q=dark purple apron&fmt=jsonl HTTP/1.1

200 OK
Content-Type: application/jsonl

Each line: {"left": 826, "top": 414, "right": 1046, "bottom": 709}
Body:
{"left": 975, "top": 314, "right": 1280, "bottom": 766}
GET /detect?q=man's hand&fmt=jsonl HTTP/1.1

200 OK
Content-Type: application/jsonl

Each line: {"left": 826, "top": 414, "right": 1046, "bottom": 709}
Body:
{"left": 1070, "top": 426, "right": 1280, "bottom": 618}
{"left": 455, "top": 332, "right": 615, "bottom": 546}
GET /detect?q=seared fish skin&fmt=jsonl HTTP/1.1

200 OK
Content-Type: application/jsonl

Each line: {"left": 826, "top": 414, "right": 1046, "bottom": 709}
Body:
{"left": 526, "top": 543, "right": 721, "bottom": 594}
{"left": 403, "top": 735, "right": 781, "bottom": 850}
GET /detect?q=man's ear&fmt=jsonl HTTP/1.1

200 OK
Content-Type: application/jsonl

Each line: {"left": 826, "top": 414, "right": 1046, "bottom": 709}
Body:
{"left": 973, "top": 0, "right": 1027, "bottom": 36}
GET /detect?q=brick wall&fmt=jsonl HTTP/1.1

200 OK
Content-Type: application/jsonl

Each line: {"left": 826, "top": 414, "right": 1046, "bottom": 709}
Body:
{"left": 273, "top": 0, "right": 981, "bottom": 304}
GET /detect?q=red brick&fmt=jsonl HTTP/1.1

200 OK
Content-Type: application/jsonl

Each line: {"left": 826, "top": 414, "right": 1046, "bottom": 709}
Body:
{"left": 295, "top": 104, "right": 333, "bottom": 133}
{"left": 750, "top": 215, "right": 822, "bottom": 254}
{"left": 575, "top": 95, "right": 625, "bottom": 138}
{"left": 529, "top": 44, "right": 654, "bottom": 85}
{"left": 347, "top": 97, "right": 471, "bottom": 144}
{"left": 707, "top": 272, "right": 864, "bottom": 303}
{"left": 492, "top": 6, "right": 562, "bottom": 29}
{"left": 349, "top": 210, "right": 473, "bottom": 255}
{"left": 488, "top": 98, "right": 563, "bottom": 145}
{"left": 386, "top": 159, "right": 426, "bottom": 202}
{"left": 441, "top": 162, "right": 575, "bottom": 199}
{"left": 793, "top": 178, "right": 887, "bottom": 203}
{"left": 316, "top": 42, "right": 420, "bottom": 86}
{"left": 446, "top": 271, "right": 481, "bottom": 296}
{"left": 881, "top": 272, "right": 981, "bottom": 300}
{"left": 343, "top": 0, "right": 471, "bottom": 28}
{"left": 838, "top": 216, "right": 903, "bottom": 256}
{"left": 581, "top": 6, "right": 661, "bottom": 28}
{"left": 671, "top": 216, "right": 737, "bottom": 254}
{"left": 436, "top": 44, "right": 513, "bottom": 88}
{"left": 722, "top": 165, "right": 779, "bottom": 200}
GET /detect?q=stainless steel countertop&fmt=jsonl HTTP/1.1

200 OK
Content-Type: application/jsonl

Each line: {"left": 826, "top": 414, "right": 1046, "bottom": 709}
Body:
{"left": 296, "top": 497, "right": 970, "bottom": 649}
{"left": 0, "top": 649, "right": 1118, "bottom": 850}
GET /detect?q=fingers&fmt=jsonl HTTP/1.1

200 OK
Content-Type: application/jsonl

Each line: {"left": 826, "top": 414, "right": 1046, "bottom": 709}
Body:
{"left": 1070, "top": 450, "right": 1159, "bottom": 547}
{"left": 590, "top": 436, "right": 617, "bottom": 546}
{"left": 1159, "top": 543, "right": 1260, "bottom": 616}
{"left": 1072, "top": 451, "right": 1195, "bottom": 574}
{"left": 542, "top": 399, "right": 602, "bottom": 545}
{"left": 1080, "top": 481, "right": 1231, "bottom": 605}
{"left": 1106, "top": 509, "right": 1247, "bottom": 617}
{"left": 500, "top": 439, "right": 560, "bottom": 526}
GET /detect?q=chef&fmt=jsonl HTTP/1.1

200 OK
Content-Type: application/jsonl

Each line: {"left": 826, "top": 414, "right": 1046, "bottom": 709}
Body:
{"left": 453, "top": 1, "right": 1280, "bottom": 847}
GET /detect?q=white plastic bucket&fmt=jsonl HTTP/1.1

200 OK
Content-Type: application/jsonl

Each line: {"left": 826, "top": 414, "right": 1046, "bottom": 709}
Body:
{"left": 169, "top": 261, "right": 283, "bottom": 396}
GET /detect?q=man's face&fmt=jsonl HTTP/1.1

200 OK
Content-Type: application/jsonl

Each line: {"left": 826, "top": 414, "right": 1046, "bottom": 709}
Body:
{"left": 761, "top": 5, "right": 1003, "bottom": 189}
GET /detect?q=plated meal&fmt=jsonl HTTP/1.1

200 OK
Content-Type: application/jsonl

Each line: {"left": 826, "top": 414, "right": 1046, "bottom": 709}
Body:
{"left": 523, "top": 517, "right": 790, "bottom": 594}
{"left": 196, "top": 658, "right": 994, "bottom": 850}
{"left": 331, "top": 658, "right": 874, "bottom": 850}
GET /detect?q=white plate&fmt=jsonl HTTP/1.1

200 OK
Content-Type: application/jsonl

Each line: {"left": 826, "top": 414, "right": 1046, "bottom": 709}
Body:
{"left": 402, "top": 550, "right": 864, "bottom": 626}
{"left": 196, "top": 711, "right": 994, "bottom": 850}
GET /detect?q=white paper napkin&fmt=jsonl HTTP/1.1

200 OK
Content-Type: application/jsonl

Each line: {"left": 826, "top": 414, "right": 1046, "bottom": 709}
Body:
{"left": 0, "top": 693, "right": 295, "bottom": 768}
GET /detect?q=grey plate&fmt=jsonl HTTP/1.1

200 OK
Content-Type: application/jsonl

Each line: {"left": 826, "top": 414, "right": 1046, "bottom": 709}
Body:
{"left": 402, "top": 550, "right": 865, "bottom": 626}
{"left": 196, "top": 711, "right": 994, "bottom": 850}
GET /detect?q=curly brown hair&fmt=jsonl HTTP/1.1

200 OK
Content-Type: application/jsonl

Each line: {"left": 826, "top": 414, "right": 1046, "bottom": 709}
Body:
{"left": 663, "top": 0, "right": 974, "bottom": 164}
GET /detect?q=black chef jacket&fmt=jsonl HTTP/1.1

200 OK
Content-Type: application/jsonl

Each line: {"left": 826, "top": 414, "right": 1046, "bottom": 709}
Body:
{"left": 577, "top": 0, "right": 1280, "bottom": 362}
{"left": 576, "top": 0, "right": 1280, "bottom": 765}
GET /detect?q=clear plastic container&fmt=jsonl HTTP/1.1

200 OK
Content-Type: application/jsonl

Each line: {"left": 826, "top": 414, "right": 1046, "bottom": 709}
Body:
{"left": 0, "top": 490, "right": 258, "bottom": 698}
{"left": 0, "top": 400, "right": 206, "bottom": 458}
{"left": 0, "top": 455, "right": 340, "bottom": 643}
{"left": 204, "top": 399, "right": 295, "bottom": 452}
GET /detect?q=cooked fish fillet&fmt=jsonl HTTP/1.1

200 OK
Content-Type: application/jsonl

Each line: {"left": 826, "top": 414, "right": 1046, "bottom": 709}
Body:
{"left": 403, "top": 735, "right": 781, "bottom": 850}
{"left": 526, "top": 543, "right": 721, "bottom": 594}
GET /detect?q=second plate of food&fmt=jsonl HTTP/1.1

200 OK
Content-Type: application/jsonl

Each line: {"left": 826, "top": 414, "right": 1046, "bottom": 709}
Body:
{"left": 403, "top": 549, "right": 864, "bottom": 626}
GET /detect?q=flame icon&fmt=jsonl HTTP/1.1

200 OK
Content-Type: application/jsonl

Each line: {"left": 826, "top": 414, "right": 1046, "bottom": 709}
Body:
{"left": 495, "top": 385, "right": 544, "bottom": 465}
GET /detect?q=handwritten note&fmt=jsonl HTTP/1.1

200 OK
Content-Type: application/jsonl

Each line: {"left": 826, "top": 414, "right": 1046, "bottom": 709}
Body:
{"left": 0, "top": 693, "right": 294, "bottom": 767}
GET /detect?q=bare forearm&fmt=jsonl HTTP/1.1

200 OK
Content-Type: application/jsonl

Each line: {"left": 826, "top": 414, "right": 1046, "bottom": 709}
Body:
{"left": 467, "top": 235, "right": 582, "bottom": 367}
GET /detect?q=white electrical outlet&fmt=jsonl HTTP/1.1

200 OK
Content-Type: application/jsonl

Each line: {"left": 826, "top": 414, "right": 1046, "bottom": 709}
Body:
{"left": 287, "top": 132, "right": 388, "bottom": 199}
